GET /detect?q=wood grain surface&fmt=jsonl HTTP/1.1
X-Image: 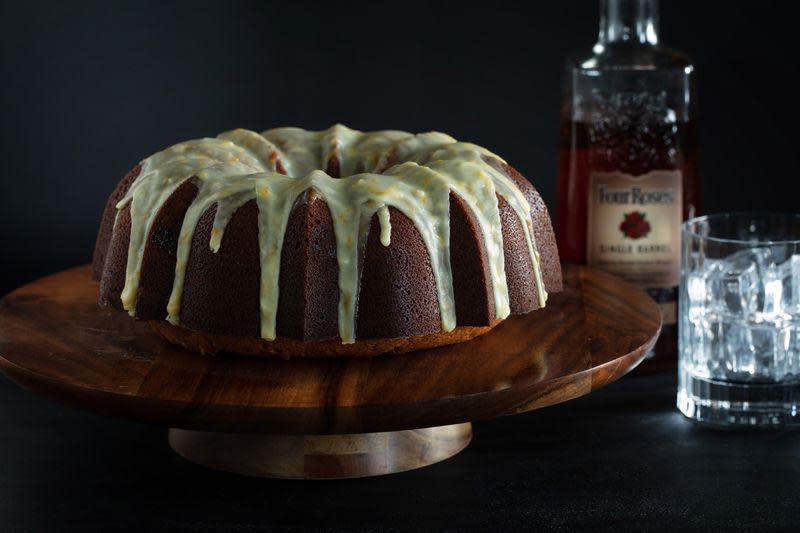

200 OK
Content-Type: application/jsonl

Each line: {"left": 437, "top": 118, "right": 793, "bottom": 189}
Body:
{"left": 0, "top": 264, "right": 660, "bottom": 435}
{"left": 168, "top": 423, "right": 472, "bottom": 479}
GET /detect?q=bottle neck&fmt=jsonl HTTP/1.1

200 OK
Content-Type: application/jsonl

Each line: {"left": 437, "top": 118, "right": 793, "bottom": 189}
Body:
{"left": 595, "top": 0, "right": 659, "bottom": 50}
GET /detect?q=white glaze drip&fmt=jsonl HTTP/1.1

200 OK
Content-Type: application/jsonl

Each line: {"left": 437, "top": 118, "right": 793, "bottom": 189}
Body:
{"left": 377, "top": 206, "right": 392, "bottom": 247}
{"left": 420, "top": 143, "right": 548, "bottom": 308}
{"left": 115, "top": 125, "right": 548, "bottom": 342}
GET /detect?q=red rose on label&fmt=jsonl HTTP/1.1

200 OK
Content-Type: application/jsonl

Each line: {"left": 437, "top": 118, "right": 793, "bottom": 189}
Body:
{"left": 619, "top": 211, "right": 651, "bottom": 239}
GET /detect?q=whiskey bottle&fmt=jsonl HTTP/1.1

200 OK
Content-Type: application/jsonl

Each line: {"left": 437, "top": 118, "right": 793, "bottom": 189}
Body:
{"left": 556, "top": 0, "right": 700, "bottom": 366}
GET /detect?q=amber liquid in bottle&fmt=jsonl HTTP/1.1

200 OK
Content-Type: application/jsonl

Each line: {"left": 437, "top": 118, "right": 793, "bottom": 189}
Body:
{"left": 556, "top": 0, "right": 700, "bottom": 368}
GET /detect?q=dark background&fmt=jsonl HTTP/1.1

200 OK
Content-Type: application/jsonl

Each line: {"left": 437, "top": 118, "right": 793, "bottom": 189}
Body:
{"left": 1, "top": 0, "right": 798, "bottom": 296}
{"left": 2, "top": 1, "right": 800, "bottom": 531}
{"left": 3, "top": 372, "right": 799, "bottom": 532}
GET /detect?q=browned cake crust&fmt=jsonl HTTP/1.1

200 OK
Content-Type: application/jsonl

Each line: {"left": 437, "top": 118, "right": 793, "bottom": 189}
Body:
{"left": 92, "top": 149, "right": 562, "bottom": 359}
{"left": 150, "top": 320, "right": 496, "bottom": 358}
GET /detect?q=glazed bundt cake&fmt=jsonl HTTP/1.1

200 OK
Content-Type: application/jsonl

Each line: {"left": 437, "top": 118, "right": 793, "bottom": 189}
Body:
{"left": 92, "top": 125, "right": 562, "bottom": 358}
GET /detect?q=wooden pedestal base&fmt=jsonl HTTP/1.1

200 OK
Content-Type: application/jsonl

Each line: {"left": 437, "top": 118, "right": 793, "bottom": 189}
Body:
{"left": 168, "top": 424, "right": 473, "bottom": 479}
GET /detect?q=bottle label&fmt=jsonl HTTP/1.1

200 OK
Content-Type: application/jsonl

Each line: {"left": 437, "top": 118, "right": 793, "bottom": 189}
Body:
{"left": 586, "top": 170, "right": 682, "bottom": 324}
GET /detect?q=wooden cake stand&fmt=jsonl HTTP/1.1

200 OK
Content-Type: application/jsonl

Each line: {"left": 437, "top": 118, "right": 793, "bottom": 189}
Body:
{"left": 0, "top": 264, "right": 660, "bottom": 479}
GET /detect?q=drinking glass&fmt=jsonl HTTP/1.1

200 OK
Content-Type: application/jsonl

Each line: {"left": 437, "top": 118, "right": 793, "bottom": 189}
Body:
{"left": 678, "top": 213, "right": 800, "bottom": 427}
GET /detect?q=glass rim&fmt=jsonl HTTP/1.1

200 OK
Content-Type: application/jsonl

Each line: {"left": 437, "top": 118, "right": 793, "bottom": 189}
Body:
{"left": 681, "top": 211, "right": 800, "bottom": 246}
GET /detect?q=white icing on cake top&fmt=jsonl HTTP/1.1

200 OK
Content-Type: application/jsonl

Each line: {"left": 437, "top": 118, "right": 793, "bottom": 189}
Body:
{"left": 115, "top": 124, "right": 547, "bottom": 343}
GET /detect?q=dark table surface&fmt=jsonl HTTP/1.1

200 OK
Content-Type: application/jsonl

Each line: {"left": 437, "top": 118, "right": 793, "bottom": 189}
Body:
{"left": 1, "top": 368, "right": 798, "bottom": 532}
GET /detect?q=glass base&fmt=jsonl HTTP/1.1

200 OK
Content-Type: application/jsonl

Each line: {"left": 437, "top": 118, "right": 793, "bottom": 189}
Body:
{"left": 677, "top": 368, "right": 800, "bottom": 428}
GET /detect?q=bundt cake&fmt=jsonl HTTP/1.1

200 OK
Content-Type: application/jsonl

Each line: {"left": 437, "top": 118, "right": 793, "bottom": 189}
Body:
{"left": 92, "top": 125, "right": 562, "bottom": 358}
